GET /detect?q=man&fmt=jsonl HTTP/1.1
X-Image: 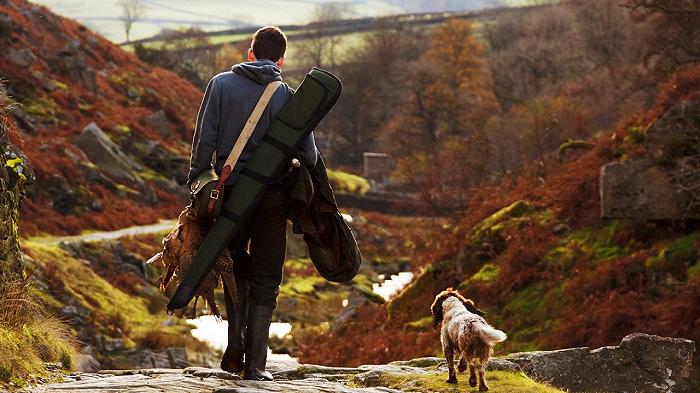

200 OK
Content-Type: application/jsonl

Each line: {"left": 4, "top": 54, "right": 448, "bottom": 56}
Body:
{"left": 188, "top": 26, "right": 317, "bottom": 381}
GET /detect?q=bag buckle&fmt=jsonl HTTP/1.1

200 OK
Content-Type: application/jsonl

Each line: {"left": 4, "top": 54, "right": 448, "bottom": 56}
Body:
{"left": 210, "top": 189, "right": 220, "bottom": 200}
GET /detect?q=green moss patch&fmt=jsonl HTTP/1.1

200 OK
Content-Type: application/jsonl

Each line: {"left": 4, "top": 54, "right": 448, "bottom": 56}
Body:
{"left": 353, "top": 370, "right": 564, "bottom": 393}
{"left": 544, "top": 222, "right": 627, "bottom": 271}
{"left": 689, "top": 261, "right": 700, "bottom": 279}
{"left": 404, "top": 316, "right": 433, "bottom": 332}
{"left": 646, "top": 232, "right": 699, "bottom": 276}
{"left": 468, "top": 200, "right": 531, "bottom": 241}
{"left": 471, "top": 263, "right": 500, "bottom": 282}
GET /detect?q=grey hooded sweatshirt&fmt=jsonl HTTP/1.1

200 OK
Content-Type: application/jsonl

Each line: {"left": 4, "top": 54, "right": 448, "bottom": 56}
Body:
{"left": 187, "top": 60, "right": 318, "bottom": 186}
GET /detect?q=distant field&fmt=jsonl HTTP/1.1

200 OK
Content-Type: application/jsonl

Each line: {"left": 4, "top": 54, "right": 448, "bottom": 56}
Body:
{"left": 28, "top": 0, "right": 518, "bottom": 43}
{"left": 29, "top": 0, "right": 403, "bottom": 42}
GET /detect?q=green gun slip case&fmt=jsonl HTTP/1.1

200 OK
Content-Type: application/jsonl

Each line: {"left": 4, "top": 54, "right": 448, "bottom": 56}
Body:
{"left": 167, "top": 68, "right": 342, "bottom": 312}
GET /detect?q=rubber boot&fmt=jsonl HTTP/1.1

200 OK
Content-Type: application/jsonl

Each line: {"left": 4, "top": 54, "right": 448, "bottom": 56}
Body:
{"left": 243, "top": 304, "right": 275, "bottom": 381}
{"left": 220, "top": 278, "right": 248, "bottom": 373}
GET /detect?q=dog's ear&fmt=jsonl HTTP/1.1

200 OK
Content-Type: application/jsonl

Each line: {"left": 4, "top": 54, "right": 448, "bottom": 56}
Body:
{"left": 462, "top": 298, "right": 486, "bottom": 317}
{"left": 430, "top": 292, "right": 447, "bottom": 328}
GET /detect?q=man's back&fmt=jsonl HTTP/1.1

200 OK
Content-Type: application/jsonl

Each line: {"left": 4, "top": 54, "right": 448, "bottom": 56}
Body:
{"left": 188, "top": 60, "right": 317, "bottom": 186}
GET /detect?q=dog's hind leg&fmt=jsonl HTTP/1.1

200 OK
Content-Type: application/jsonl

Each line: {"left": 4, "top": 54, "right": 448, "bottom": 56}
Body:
{"left": 468, "top": 363, "right": 477, "bottom": 387}
{"left": 458, "top": 353, "right": 468, "bottom": 373}
{"left": 444, "top": 345, "right": 457, "bottom": 384}
{"left": 478, "top": 362, "right": 489, "bottom": 391}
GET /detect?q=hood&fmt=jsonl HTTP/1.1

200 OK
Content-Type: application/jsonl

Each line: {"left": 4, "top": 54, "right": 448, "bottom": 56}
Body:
{"left": 231, "top": 60, "right": 282, "bottom": 85}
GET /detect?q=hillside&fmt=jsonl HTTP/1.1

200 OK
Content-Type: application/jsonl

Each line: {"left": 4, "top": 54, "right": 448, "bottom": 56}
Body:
{"left": 297, "top": 63, "right": 700, "bottom": 388}
{"left": 1, "top": 0, "right": 202, "bottom": 236}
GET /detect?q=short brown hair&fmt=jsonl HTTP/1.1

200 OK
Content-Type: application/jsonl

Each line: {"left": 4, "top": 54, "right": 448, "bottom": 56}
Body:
{"left": 251, "top": 26, "right": 287, "bottom": 62}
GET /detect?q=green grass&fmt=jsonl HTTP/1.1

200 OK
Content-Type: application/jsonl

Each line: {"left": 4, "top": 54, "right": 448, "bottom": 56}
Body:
{"left": 353, "top": 370, "right": 565, "bottom": 393}
{"left": 22, "top": 242, "right": 190, "bottom": 344}
{"left": 280, "top": 275, "right": 327, "bottom": 296}
{"left": 0, "top": 318, "right": 75, "bottom": 386}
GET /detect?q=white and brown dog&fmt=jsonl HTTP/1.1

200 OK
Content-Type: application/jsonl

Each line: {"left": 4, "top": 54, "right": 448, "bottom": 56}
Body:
{"left": 431, "top": 288, "right": 507, "bottom": 391}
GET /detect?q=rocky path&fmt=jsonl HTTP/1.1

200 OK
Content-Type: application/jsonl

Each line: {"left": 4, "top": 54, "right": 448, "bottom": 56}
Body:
{"left": 22, "top": 333, "right": 697, "bottom": 393}
{"left": 26, "top": 358, "right": 416, "bottom": 393}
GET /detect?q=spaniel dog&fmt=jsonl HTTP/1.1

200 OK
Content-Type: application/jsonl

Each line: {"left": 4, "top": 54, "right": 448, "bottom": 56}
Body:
{"left": 431, "top": 288, "right": 507, "bottom": 391}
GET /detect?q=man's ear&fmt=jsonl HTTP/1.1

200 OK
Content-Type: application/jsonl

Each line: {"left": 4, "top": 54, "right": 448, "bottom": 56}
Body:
{"left": 276, "top": 56, "right": 285, "bottom": 69}
{"left": 247, "top": 48, "right": 256, "bottom": 62}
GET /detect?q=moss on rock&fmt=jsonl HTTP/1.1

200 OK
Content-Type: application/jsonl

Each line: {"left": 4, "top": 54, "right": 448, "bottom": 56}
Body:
{"left": 353, "top": 370, "right": 565, "bottom": 392}
{"left": 646, "top": 232, "right": 699, "bottom": 276}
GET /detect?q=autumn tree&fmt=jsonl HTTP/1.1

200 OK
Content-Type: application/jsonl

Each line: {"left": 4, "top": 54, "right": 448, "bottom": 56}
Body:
{"left": 135, "top": 27, "right": 216, "bottom": 89}
{"left": 484, "top": 6, "right": 583, "bottom": 111}
{"left": 118, "top": 0, "right": 145, "bottom": 43}
{"left": 214, "top": 43, "right": 245, "bottom": 73}
{"left": 297, "top": 3, "right": 349, "bottom": 70}
{"left": 573, "top": 0, "right": 642, "bottom": 81}
{"left": 382, "top": 19, "right": 498, "bottom": 207}
{"left": 323, "top": 23, "right": 425, "bottom": 166}
{"left": 625, "top": 0, "right": 700, "bottom": 76}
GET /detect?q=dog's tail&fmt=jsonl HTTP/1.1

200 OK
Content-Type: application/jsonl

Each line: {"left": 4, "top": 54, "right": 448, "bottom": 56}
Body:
{"left": 477, "top": 323, "right": 507, "bottom": 343}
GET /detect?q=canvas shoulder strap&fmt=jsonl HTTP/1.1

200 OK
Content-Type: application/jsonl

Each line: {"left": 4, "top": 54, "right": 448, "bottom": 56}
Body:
{"left": 206, "top": 80, "right": 283, "bottom": 216}
{"left": 222, "top": 80, "right": 283, "bottom": 173}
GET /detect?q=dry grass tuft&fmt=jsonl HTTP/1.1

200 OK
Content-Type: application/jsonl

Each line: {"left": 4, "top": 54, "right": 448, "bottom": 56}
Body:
{"left": 0, "top": 275, "right": 40, "bottom": 330}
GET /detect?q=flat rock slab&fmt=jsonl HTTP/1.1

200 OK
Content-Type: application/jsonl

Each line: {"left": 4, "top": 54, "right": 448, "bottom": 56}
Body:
{"left": 506, "top": 333, "right": 695, "bottom": 393}
{"left": 27, "top": 372, "right": 228, "bottom": 392}
{"left": 213, "top": 379, "right": 402, "bottom": 393}
{"left": 25, "top": 369, "right": 403, "bottom": 393}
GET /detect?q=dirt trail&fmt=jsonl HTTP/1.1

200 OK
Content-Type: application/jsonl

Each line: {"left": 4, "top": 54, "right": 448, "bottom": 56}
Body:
{"left": 28, "top": 219, "right": 177, "bottom": 246}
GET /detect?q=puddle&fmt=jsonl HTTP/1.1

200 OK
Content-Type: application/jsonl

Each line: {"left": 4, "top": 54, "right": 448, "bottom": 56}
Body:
{"left": 372, "top": 271, "right": 414, "bottom": 301}
{"left": 187, "top": 315, "right": 292, "bottom": 352}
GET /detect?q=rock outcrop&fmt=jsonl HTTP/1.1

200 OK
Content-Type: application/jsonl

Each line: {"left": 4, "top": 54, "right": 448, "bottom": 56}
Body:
{"left": 599, "top": 158, "right": 697, "bottom": 219}
{"left": 49, "top": 42, "right": 98, "bottom": 94}
{"left": 74, "top": 122, "right": 142, "bottom": 186}
{"left": 142, "top": 110, "right": 172, "bottom": 138}
{"left": 506, "top": 333, "right": 695, "bottom": 393}
{"left": 600, "top": 101, "right": 700, "bottom": 220}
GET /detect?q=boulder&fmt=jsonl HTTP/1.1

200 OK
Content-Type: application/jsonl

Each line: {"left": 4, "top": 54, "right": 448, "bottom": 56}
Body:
{"left": 76, "top": 353, "right": 101, "bottom": 373}
{"left": 7, "top": 47, "right": 35, "bottom": 67}
{"left": 142, "top": 110, "right": 171, "bottom": 137}
{"left": 74, "top": 122, "right": 143, "bottom": 186}
{"left": 10, "top": 105, "right": 37, "bottom": 134}
{"left": 0, "top": 13, "right": 20, "bottom": 40}
{"left": 133, "top": 139, "right": 188, "bottom": 185}
{"left": 102, "top": 338, "right": 125, "bottom": 352}
{"left": 506, "top": 333, "right": 695, "bottom": 393}
{"left": 43, "top": 175, "right": 90, "bottom": 215}
{"left": 645, "top": 101, "right": 700, "bottom": 163}
{"left": 600, "top": 159, "right": 699, "bottom": 219}
{"left": 50, "top": 42, "right": 97, "bottom": 94}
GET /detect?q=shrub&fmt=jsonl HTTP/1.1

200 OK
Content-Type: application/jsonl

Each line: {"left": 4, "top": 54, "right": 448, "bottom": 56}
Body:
{"left": 327, "top": 169, "right": 370, "bottom": 195}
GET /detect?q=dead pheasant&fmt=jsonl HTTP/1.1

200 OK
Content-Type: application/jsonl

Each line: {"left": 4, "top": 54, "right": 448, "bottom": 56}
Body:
{"left": 146, "top": 206, "right": 237, "bottom": 317}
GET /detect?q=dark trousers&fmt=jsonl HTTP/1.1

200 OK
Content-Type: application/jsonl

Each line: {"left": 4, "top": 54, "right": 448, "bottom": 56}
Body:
{"left": 223, "top": 188, "right": 288, "bottom": 309}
